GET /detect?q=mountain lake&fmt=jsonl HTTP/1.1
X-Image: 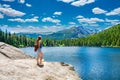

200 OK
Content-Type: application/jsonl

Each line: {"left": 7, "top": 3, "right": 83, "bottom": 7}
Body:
{"left": 20, "top": 47, "right": 120, "bottom": 80}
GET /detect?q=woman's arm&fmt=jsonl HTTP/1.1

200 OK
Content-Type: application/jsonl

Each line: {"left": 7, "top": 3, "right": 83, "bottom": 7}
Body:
{"left": 37, "top": 40, "right": 40, "bottom": 48}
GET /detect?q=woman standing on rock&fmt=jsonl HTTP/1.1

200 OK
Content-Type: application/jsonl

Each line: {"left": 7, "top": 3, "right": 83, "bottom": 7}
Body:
{"left": 34, "top": 36, "right": 44, "bottom": 66}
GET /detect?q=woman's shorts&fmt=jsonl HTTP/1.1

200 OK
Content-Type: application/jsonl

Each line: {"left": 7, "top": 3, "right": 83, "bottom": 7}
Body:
{"left": 36, "top": 48, "right": 41, "bottom": 55}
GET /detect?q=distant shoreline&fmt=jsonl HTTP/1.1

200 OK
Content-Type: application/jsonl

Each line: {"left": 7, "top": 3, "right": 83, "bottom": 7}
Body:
{"left": 21, "top": 46, "right": 120, "bottom": 48}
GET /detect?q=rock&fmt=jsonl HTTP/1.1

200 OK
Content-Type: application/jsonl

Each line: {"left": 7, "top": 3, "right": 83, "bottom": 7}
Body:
{"left": 0, "top": 52, "right": 9, "bottom": 59}
{"left": 0, "top": 42, "right": 82, "bottom": 80}
{"left": 0, "top": 42, "right": 32, "bottom": 59}
{"left": 60, "top": 62, "right": 69, "bottom": 66}
{"left": 0, "top": 59, "right": 81, "bottom": 80}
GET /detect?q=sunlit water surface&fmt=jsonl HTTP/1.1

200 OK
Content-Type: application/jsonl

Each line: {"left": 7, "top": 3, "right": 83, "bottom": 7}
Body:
{"left": 20, "top": 47, "right": 120, "bottom": 80}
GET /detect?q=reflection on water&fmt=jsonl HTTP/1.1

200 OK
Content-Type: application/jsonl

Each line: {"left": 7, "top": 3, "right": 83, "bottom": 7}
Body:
{"left": 21, "top": 47, "right": 120, "bottom": 80}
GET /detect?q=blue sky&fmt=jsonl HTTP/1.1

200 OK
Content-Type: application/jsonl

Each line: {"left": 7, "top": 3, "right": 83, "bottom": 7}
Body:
{"left": 0, "top": 0, "right": 120, "bottom": 34}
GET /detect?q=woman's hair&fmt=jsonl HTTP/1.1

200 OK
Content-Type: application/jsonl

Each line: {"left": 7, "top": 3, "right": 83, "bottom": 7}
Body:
{"left": 38, "top": 36, "right": 42, "bottom": 40}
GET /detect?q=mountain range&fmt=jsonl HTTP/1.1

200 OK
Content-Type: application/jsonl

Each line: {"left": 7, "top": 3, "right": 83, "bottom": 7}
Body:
{"left": 17, "top": 26, "right": 100, "bottom": 40}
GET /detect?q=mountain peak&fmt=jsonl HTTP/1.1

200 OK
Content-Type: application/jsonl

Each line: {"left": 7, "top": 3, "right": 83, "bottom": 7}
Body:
{"left": 44, "top": 26, "right": 94, "bottom": 40}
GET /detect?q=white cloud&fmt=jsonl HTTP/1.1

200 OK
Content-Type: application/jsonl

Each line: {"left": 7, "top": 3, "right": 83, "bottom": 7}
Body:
{"left": 2, "top": 4, "right": 10, "bottom": 8}
{"left": 42, "top": 17, "right": 61, "bottom": 24}
{"left": 76, "top": 17, "right": 119, "bottom": 27}
{"left": 76, "top": 15, "right": 84, "bottom": 18}
{"left": 41, "top": 26, "right": 65, "bottom": 33}
{"left": 26, "top": 3, "right": 32, "bottom": 7}
{"left": 77, "top": 15, "right": 104, "bottom": 24}
{"left": 0, "top": 13, "right": 4, "bottom": 19}
{"left": 57, "top": 0, "right": 74, "bottom": 3}
{"left": 69, "top": 22, "right": 76, "bottom": 25}
{"left": 76, "top": 15, "right": 105, "bottom": 27}
{"left": 0, "top": 7, "right": 25, "bottom": 17}
{"left": 92, "top": 7, "right": 107, "bottom": 14}
{"left": 25, "top": 18, "right": 38, "bottom": 22}
{"left": 105, "top": 18, "right": 120, "bottom": 25}
{"left": 71, "top": 0, "right": 95, "bottom": 7}
{"left": 0, "top": 25, "right": 66, "bottom": 34}
{"left": 53, "top": 11, "right": 62, "bottom": 15}
{"left": 34, "top": 16, "right": 39, "bottom": 19}
{"left": 89, "top": 23, "right": 99, "bottom": 27}
{"left": 8, "top": 18, "right": 24, "bottom": 22}
{"left": 18, "top": 0, "right": 25, "bottom": 4}
{"left": 2, "top": 0, "right": 14, "bottom": 2}
{"left": 8, "top": 16, "right": 39, "bottom": 22}
{"left": 57, "top": 0, "right": 95, "bottom": 7}
{"left": 90, "top": 18, "right": 104, "bottom": 22}
{"left": 106, "top": 7, "right": 120, "bottom": 16}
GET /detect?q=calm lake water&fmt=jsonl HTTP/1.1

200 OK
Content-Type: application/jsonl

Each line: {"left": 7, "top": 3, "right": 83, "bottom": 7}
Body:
{"left": 20, "top": 47, "right": 120, "bottom": 80}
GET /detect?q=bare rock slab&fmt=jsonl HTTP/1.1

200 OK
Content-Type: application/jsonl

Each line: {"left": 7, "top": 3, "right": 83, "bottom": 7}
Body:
{"left": 0, "top": 42, "right": 82, "bottom": 80}
{"left": 0, "top": 59, "right": 81, "bottom": 80}
{"left": 0, "top": 42, "right": 31, "bottom": 59}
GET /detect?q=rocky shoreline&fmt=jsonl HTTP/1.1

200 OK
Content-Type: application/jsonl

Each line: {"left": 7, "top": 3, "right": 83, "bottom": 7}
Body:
{"left": 0, "top": 42, "right": 81, "bottom": 80}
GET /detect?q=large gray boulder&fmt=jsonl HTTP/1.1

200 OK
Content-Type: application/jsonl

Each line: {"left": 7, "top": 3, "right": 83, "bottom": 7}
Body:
{"left": 0, "top": 42, "right": 32, "bottom": 59}
{"left": 0, "top": 59, "right": 81, "bottom": 80}
{"left": 0, "top": 42, "right": 82, "bottom": 80}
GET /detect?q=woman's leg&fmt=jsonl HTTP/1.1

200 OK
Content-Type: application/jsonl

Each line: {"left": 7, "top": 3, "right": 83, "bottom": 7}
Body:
{"left": 37, "top": 51, "right": 43, "bottom": 65}
{"left": 37, "top": 52, "right": 41, "bottom": 65}
{"left": 37, "top": 54, "right": 39, "bottom": 65}
{"left": 39, "top": 52, "right": 43, "bottom": 64}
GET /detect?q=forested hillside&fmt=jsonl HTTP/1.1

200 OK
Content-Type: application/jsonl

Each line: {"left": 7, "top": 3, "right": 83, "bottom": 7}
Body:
{"left": 0, "top": 24, "right": 120, "bottom": 47}
{"left": 60, "top": 24, "right": 120, "bottom": 47}
{"left": 0, "top": 29, "right": 35, "bottom": 47}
